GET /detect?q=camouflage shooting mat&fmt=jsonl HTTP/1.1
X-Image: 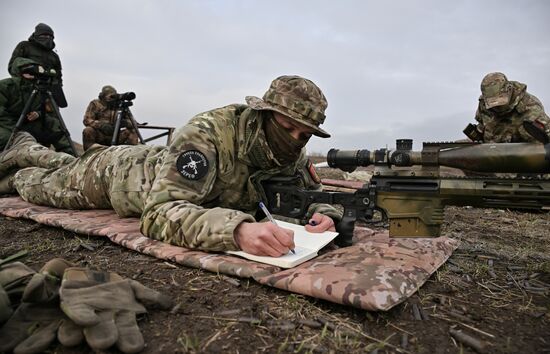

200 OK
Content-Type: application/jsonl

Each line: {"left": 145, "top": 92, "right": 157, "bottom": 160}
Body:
{"left": 0, "top": 196, "right": 458, "bottom": 311}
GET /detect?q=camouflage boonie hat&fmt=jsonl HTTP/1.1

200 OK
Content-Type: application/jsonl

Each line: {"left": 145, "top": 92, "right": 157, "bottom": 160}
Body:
{"left": 481, "top": 72, "right": 512, "bottom": 109}
{"left": 246, "top": 75, "right": 330, "bottom": 138}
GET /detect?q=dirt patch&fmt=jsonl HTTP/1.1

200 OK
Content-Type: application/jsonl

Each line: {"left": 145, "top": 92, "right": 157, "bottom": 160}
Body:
{"left": 1, "top": 168, "right": 549, "bottom": 353}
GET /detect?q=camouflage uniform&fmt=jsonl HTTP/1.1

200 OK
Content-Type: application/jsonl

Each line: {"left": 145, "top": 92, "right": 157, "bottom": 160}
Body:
{"left": 6, "top": 76, "right": 342, "bottom": 252}
{"left": 8, "top": 23, "right": 66, "bottom": 108}
{"left": 0, "top": 58, "right": 72, "bottom": 153}
{"left": 467, "top": 72, "right": 550, "bottom": 143}
{"left": 82, "top": 86, "right": 139, "bottom": 151}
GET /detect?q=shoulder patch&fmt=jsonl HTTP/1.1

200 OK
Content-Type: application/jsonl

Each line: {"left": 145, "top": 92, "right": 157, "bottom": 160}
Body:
{"left": 176, "top": 150, "right": 209, "bottom": 180}
{"left": 307, "top": 160, "right": 321, "bottom": 184}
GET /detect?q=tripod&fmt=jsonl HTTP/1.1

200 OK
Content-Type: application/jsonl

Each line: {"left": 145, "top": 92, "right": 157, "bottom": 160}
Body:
{"left": 3, "top": 76, "right": 78, "bottom": 156}
{"left": 110, "top": 100, "right": 145, "bottom": 146}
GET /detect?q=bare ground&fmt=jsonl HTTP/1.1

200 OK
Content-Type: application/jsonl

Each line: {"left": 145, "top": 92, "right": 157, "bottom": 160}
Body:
{"left": 1, "top": 168, "right": 549, "bottom": 354}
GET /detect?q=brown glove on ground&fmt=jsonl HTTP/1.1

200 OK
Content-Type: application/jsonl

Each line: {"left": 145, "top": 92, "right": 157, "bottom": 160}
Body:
{"left": 60, "top": 267, "right": 173, "bottom": 353}
{"left": 0, "top": 258, "right": 81, "bottom": 354}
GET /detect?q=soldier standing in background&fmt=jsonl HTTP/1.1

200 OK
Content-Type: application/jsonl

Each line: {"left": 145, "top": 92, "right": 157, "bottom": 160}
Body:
{"left": 0, "top": 75, "right": 341, "bottom": 257}
{"left": 0, "top": 58, "right": 73, "bottom": 153}
{"left": 82, "top": 85, "right": 139, "bottom": 151}
{"left": 8, "top": 23, "right": 67, "bottom": 108}
{"left": 463, "top": 72, "right": 550, "bottom": 143}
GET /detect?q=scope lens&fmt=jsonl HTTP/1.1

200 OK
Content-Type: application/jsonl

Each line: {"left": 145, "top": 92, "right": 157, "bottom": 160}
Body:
{"left": 327, "top": 149, "right": 372, "bottom": 172}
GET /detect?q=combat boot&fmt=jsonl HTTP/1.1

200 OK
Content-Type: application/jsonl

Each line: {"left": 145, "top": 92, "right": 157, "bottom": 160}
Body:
{"left": 0, "top": 132, "right": 37, "bottom": 178}
{"left": 0, "top": 132, "right": 75, "bottom": 179}
{"left": 0, "top": 171, "right": 16, "bottom": 194}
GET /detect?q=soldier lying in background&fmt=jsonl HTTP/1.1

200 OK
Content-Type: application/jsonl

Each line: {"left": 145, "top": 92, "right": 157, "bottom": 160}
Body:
{"left": 0, "top": 76, "right": 341, "bottom": 257}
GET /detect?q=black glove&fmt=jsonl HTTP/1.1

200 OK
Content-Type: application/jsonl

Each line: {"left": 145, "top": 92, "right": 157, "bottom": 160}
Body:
{"left": 463, "top": 123, "right": 484, "bottom": 142}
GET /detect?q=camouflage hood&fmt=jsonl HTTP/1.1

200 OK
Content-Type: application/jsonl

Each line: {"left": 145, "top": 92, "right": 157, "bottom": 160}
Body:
{"left": 508, "top": 81, "right": 527, "bottom": 110}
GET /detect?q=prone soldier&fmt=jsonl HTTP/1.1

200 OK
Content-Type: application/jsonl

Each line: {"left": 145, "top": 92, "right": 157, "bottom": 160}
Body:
{"left": 1, "top": 75, "right": 341, "bottom": 257}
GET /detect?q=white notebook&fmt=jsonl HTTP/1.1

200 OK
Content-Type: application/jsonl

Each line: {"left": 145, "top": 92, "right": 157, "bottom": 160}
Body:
{"left": 227, "top": 220, "right": 339, "bottom": 268}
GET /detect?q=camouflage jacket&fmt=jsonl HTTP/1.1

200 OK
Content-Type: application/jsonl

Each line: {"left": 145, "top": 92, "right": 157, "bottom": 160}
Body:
{"left": 83, "top": 99, "right": 134, "bottom": 129}
{"left": 8, "top": 41, "right": 62, "bottom": 83}
{"left": 138, "top": 104, "right": 341, "bottom": 252}
{"left": 475, "top": 82, "right": 550, "bottom": 143}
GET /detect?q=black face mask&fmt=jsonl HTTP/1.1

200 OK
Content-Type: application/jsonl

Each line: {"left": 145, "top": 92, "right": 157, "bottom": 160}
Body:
{"left": 264, "top": 113, "right": 308, "bottom": 165}
{"left": 32, "top": 35, "right": 55, "bottom": 50}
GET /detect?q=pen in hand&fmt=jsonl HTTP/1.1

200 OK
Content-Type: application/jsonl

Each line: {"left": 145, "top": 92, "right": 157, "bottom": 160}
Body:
{"left": 258, "top": 201, "right": 296, "bottom": 254}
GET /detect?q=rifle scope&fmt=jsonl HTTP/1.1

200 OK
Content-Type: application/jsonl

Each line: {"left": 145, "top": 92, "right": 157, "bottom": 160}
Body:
{"left": 327, "top": 139, "right": 550, "bottom": 173}
{"left": 115, "top": 92, "right": 136, "bottom": 101}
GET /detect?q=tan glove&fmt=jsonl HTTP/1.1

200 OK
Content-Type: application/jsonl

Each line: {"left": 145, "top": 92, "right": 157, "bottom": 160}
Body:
{"left": 0, "top": 258, "right": 81, "bottom": 354}
{"left": 60, "top": 268, "right": 173, "bottom": 353}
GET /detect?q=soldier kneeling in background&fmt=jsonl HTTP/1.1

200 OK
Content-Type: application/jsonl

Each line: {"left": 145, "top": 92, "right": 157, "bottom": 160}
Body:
{"left": 82, "top": 85, "right": 139, "bottom": 151}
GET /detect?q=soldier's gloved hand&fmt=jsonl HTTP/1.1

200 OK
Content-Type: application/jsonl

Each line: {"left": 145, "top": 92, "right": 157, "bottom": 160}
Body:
{"left": 26, "top": 111, "right": 40, "bottom": 122}
{"left": 0, "top": 258, "right": 82, "bottom": 354}
{"left": 60, "top": 268, "right": 172, "bottom": 353}
{"left": 99, "top": 122, "right": 115, "bottom": 136}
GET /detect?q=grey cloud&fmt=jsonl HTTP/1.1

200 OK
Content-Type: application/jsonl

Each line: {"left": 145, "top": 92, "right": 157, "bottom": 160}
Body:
{"left": 0, "top": 0, "right": 548, "bottom": 152}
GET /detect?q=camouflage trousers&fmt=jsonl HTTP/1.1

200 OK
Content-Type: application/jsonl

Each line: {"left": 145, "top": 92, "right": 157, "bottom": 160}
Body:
{"left": 13, "top": 143, "right": 155, "bottom": 217}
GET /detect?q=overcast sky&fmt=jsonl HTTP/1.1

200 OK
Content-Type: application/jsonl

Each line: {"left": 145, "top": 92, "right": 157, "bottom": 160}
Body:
{"left": 1, "top": 0, "right": 549, "bottom": 153}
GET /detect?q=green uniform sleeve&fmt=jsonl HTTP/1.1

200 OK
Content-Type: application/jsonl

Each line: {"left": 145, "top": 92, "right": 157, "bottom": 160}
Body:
{"left": 140, "top": 118, "right": 255, "bottom": 252}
